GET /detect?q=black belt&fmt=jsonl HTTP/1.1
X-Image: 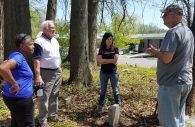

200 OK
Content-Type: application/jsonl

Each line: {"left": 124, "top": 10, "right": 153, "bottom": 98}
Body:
{"left": 40, "top": 68, "right": 58, "bottom": 71}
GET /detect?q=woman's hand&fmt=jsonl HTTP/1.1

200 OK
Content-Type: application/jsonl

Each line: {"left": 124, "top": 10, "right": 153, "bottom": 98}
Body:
{"left": 9, "top": 83, "right": 20, "bottom": 95}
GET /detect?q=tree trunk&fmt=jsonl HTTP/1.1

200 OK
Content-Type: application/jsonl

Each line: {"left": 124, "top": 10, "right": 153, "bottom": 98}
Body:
{"left": 69, "top": 0, "right": 93, "bottom": 85}
{"left": 4, "top": 0, "right": 32, "bottom": 65}
{"left": 186, "top": 1, "right": 195, "bottom": 116}
{"left": 46, "top": 0, "right": 57, "bottom": 20}
{"left": 88, "top": 0, "right": 98, "bottom": 66}
{"left": 0, "top": 0, "right": 4, "bottom": 62}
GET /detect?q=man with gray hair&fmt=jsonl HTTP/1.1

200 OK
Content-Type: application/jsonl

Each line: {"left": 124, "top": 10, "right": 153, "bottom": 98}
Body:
{"left": 33, "top": 20, "right": 63, "bottom": 127}
{"left": 146, "top": 3, "right": 194, "bottom": 127}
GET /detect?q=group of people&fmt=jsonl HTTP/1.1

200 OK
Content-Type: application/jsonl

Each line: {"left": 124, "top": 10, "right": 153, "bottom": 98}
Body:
{"left": 0, "top": 20, "right": 62, "bottom": 127}
{"left": 0, "top": 3, "right": 194, "bottom": 127}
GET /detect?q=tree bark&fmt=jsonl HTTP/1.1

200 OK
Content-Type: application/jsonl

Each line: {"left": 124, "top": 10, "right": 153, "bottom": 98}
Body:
{"left": 186, "top": 1, "right": 195, "bottom": 116}
{"left": 4, "top": 0, "right": 32, "bottom": 65}
{"left": 69, "top": 0, "right": 93, "bottom": 85}
{"left": 0, "top": 0, "right": 4, "bottom": 62}
{"left": 46, "top": 0, "right": 57, "bottom": 20}
{"left": 88, "top": 0, "right": 98, "bottom": 66}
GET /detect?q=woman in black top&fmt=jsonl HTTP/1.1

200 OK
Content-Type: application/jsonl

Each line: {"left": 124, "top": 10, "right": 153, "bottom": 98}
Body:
{"left": 97, "top": 32, "right": 121, "bottom": 115}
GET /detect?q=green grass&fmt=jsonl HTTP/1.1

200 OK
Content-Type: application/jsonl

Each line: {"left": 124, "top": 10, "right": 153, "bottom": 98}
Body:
{"left": 0, "top": 63, "right": 161, "bottom": 126}
{"left": 0, "top": 97, "right": 9, "bottom": 118}
{"left": 59, "top": 63, "right": 159, "bottom": 125}
{"left": 0, "top": 63, "right": 158, "bottom": 126}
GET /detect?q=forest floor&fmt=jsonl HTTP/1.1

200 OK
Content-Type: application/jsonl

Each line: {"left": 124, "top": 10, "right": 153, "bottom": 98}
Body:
{"left": 0, "top": 64, "right": 194, "bottom": 127}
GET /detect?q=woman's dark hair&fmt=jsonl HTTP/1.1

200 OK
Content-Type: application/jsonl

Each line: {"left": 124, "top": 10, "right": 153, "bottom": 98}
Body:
{"left": 15, "top": 33, "right": 31, "bottom": 48}
{"left": 100, "top": 32, "right": 114, "bottom": 51}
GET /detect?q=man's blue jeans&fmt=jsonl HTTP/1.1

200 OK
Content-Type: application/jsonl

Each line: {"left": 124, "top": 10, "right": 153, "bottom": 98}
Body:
{"left": 157, "top": 82, "right": 192, "bottom": 127}
{"left": 98, "top": 70, "right": 120, "bottom": 106}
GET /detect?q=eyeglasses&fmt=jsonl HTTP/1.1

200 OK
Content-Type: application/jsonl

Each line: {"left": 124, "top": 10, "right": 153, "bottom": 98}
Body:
{"left": 161, "top": 12, "right": 174, "bottom": 18}
{"left": 160, "top": 13, "right": 168, "bottom": 18}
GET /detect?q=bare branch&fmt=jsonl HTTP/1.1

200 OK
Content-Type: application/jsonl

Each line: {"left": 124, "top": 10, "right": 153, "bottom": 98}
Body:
{"left": 100, "top": 0, "right": 105, "bottom": 25}
{"left": 118, "top": 0, "right": 127, "bottom": 30}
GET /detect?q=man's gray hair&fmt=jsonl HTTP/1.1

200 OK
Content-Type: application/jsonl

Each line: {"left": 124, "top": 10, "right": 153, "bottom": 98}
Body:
{"left": 41, "top": 20, "right": 54, "bottom": 31}
{"left": 161, "top": 3, "right": 183, "bottom": 16}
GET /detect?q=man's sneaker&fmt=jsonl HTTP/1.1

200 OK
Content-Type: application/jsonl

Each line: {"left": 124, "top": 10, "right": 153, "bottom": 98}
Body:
{"left": 48, "top": 115, "right": 64, "bottom": 122}
{"left": 97, "top": 106, "right": 103, "bottom": 115}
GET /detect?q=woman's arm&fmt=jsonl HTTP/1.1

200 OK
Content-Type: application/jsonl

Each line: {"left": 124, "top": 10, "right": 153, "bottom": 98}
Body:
{"left": 112, "top": 54, "right": 118, "bottom": 64}
{"left": 97, "top": 54, "right": 118, "bottom": 64}
{"left": 0, "top": 60, "right": 20, "bottom": 94}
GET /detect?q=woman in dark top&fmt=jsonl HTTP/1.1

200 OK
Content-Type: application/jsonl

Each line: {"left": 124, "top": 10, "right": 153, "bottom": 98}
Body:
{"left": 0, "top": 33, "right": 35, "bottom": 127}
{"left": 97, "top": 32, "right": 121, "bottom": 115}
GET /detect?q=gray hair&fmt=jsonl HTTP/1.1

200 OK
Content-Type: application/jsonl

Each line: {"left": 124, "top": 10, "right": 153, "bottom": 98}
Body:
{"left": 41, "top": 20, "right": 54, "bottom": 31}
{"left": 161, "top": 3, "right": 183, "bottom": 16}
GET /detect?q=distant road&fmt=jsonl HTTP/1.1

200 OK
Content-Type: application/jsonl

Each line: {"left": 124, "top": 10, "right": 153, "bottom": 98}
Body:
{"left": 118, "top": 55, "right": 157, "bottom": 68}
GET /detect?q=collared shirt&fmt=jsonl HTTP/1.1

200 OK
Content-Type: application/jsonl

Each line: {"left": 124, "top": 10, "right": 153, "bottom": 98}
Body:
{"left": 33, "top": 33, "right": 61, "bottom": 69}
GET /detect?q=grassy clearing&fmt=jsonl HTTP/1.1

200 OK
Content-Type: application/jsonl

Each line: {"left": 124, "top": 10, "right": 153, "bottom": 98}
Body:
{"left": 57, "top": 63, "right": 159, "bottom": 126}
{"left": 0, "top": 63, "right": 160, "bottom": 127}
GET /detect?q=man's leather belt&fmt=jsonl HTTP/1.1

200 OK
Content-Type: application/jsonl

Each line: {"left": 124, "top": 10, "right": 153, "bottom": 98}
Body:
{"left": 40, "top": 68, "right": 58, "bottom": 71}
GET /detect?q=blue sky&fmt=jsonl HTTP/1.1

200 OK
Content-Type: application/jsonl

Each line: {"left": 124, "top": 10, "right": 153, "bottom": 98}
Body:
{"left": 130, "top": 0, "right": 194, "bottom": 30}
{"left": 56, "top": 0, "right": 169, "bottom": 29}
{"left": 31, "top": 0, "right": 194, "bottom": 30}
{"left": 126, "top": 1, "right": 166, "bottom": 29}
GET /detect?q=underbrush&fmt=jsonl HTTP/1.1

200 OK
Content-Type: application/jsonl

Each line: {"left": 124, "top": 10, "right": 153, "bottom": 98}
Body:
{"left": 57, "top": 63, "right": 159, "bottom": 127}
{"left": 0, "top": 63, "right": 160, "bottom": 127}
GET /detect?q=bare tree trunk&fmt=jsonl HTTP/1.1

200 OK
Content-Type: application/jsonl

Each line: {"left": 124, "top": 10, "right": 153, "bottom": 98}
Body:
{"left": 186, "top": 1, "right": 195, "bottom": 116}
{"left": 0, "top": 0, "right": 4, "bottom": 62}
{"left": 69, "top": 0, "right": 93, "bottom": 85}
{"left": 88, "top": 0, "right": 98, "bottom": 66}
{"left": 4, "top": 0, "right": 32, "bottom": 66}
{"left": 46, "top": 0, "right": 57, "bottom": 20}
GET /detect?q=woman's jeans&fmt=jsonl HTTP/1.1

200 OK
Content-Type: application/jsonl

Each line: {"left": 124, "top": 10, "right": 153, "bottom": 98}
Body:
{"left": 98, "top": 70, "right": 120, "bottom": 106}
{"left": 157, "top": 82, "right": 192, "bottom": 127}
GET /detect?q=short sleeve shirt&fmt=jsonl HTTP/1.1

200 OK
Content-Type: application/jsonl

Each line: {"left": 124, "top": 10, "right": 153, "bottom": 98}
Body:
{"left": 3, "top": 51, "right": 34, "bottom": 98}
{"left": 98, "top": 47, "right": 119, "bottom": 74}
{"left": 157, "top": 23, "right": 194, "bottom": 85}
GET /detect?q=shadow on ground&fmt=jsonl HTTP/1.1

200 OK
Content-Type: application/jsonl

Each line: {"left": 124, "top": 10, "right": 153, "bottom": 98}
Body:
{"left": 59, "top": 104, "right": 160, "bottom": 127}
